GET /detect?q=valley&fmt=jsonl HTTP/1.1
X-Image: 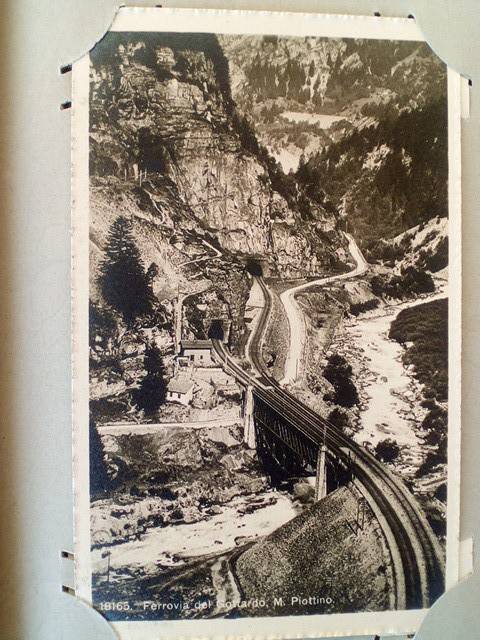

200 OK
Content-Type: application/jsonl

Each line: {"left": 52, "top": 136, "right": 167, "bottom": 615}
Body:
{"left": 87, "top": 30, "right": 450, "bottom": 620}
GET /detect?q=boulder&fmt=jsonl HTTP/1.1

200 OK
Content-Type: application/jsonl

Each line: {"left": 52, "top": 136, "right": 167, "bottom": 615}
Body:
{"left": 293, "top": 481, "right": 315, "bottom": 504}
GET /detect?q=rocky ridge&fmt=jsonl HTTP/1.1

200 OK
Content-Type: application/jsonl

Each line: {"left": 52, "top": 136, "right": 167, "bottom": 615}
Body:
{"left": 90, "top": 33, "right": 345, "bottom": 282}
{"left": 221, "top": 36, "right": 445, "bottom": 115}
{"left": 220, "top": 36, "right": 446, "bottom": 171}
{"left": 92, "top": 425, "right": 269, "bottom": 547}
{"left": 88, "top": 32, "right": 349, "bottom": 398}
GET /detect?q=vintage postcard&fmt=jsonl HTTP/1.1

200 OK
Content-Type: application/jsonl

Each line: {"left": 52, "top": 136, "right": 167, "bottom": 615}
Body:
{"left": 72, "top": 8, "right": 463, "bottom": 639}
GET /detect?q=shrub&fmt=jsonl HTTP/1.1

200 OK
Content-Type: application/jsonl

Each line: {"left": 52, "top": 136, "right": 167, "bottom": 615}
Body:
{"left": 374, "top": 438, "right": 400, "bottom": 463}
{"left": 389, "top": 299, "right": 448, "bottom": 401}
{"left": 420, "top": 405, "right": 448, "bottom": 434}
{"left": 90, "top": 396, "right": 128, "bottom": 424}
{"left": 132, "top": 343, "right": 168, "bottom": 416}
{"left": 417, "top": 236, "right": 449, "bottom": 272}
{"left": 324, "top": 354, "right": 352, "bottom": 379}
{"left": 424, "top": 430, "right": 443, "bottom": 447}
{"left": 369, "top": 266, "right": 435, "bottom": 300}
{"left": 89, "top": 419, "right": 111, "bottom": 496}
{"left": 434, "top": 483, "right": 447, "bottom": 503}
{"left": 323, "top": 354, "right": 359, "bottom": 408}
{"left": 364, "top": 239, "right": 404, "bottom": 263}
{"left": 327, "top": 408, "right": 351, "bottom": 432}
{"left": 89, "top": 302, "right": 117, "bottom": 348}
{"left": 350, "top": 298, "right": 380, "bottom": 316}
{"left": 334, "top": 378, "right": 359, "bottom": 408}
{"left": 416, "top": 449, "right": 445, "bottom": 477}
{"left": 130, "top": 484, "right": 143, "bottom": 497}
{"left": 170, "top": 506, "right": 184, "bottom": 521}
{"left": 159, "top": 487, "right": 177, "bottom": 500}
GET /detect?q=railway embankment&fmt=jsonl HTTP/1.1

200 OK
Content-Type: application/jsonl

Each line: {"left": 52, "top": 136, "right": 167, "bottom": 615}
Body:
{"left": 234, "top": 484, "right": 395, "bottom": 616}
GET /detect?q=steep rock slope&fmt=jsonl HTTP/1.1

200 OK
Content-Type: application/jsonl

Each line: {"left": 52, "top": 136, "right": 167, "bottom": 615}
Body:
{"left": 221, "top": 36, "right": 445, "bottom": 115}
{"left": 296, "top": 94, "right": 448, "bottom": 248}
{"left": 220, "top": 36, "right": 446, "bottom": 171}
{"left": 90, "top": 33, "right": 345, "bottom": 282}
{"left": 86, "top": 34, "right": 357, "bottom": 430}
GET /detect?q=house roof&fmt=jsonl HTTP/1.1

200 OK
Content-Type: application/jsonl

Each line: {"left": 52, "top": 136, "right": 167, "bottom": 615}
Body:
{"left": 180, "top": 340, "right": 212, "bottom": 350}
{"left": 167, "top": 377, "right": 194, "bottom": 394}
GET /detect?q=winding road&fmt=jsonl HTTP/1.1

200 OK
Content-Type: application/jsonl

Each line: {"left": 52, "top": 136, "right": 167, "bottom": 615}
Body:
{"left": 211, "top": 233, "right": 445, "bottom": 611}
{"left": 280, "top": 233, "right": 368, "bottom": 383}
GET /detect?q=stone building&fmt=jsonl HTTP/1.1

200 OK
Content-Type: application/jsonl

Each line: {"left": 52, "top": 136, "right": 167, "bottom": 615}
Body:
{"left": 179, "top": 340, "right": 214, "bottom": 366}
{"left": 166, "top": 377, "right": 194, "bottom": 406}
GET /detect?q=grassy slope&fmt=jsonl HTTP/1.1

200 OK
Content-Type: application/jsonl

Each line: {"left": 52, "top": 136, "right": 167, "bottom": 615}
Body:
{"left": 389, "top": 298, "right": 448, "bottom": 402}
{"left": 234, "top": 486, "right": 393, "bottom": 615}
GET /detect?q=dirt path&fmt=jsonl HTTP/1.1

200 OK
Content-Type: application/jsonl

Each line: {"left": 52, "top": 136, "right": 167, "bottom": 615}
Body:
{"left": 280, "top": 233, "right": 368, "bottom": 384}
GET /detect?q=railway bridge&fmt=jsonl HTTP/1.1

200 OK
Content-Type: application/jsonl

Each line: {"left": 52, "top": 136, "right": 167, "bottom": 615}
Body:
{"left": 210, "top": 272, "right": 445, "bottom": 613}
{"left": 244, "top": 389, "right": 349, "bottom": 500}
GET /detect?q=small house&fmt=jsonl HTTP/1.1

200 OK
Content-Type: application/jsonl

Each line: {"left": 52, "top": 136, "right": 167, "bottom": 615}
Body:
{"left": 166, "top": 377, "right": 194, "bottom": 406}
{"left": 180, "top": 340, "right": 214, "bottom": 366}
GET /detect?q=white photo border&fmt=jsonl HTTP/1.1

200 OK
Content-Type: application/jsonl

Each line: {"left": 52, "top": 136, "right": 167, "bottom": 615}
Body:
{"left": 72, "top": 7, "right": 463, "bottom": 638}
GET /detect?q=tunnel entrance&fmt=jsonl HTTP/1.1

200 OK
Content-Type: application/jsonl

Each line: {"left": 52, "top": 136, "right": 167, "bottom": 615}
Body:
{"left": 138, "top": 128, "right": 171, "bottom": 174}
{"left": 245, "top": 259, "right": 263, "bottom": 277}
{"left": 208, "top": 319, "right": 225, "bottom": 341}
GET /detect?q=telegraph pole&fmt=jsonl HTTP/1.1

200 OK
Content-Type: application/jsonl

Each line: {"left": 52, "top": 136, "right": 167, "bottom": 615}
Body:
{"left": 315, "top": 421, "right": 328, "bottom": 502}
{"left": 315, "top": 444, "right": 327, "bottom": 501}
{"left": 175, "top": 285, "right": 182, "bottom": 355}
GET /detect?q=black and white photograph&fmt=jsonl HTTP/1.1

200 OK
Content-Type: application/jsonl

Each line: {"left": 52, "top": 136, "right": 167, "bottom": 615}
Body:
{"left": 72, "top": 8, "right": 462, "bottom": 638}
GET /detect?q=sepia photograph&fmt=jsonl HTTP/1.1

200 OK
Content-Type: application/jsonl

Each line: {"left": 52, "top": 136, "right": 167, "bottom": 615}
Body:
{"left": 72, "top": 9, "right": 462, "bottom": 638}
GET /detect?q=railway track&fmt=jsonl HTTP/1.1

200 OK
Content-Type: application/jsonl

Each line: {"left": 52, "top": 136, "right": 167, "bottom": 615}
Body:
{"left": 211, "top": 274, "right": 445, "bottom": 611}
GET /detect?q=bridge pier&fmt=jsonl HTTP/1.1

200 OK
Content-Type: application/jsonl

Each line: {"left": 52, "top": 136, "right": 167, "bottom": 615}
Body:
{"left": 243, "top": 385, "right": 256, "bottom": 449}
{"left": 315, "top": 444, "right": 327, "bottom": 501}
{"left": 174, "top": 290, "right": 183, "bottom": 355}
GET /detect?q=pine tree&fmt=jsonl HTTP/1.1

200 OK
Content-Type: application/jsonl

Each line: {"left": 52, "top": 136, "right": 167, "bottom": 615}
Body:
{"left": 133, "top": 343, "right": 167, "bottom": 416}
{"left": 89, "top": 419, "right": 110, "bottom": 496}
{"left": 100, "top": 216, "right": 154, "bottom": 326}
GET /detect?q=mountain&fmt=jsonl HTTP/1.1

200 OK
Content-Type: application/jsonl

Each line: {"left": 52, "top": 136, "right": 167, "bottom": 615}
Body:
{"left": 221, "top": 35, "right": 446, "bottom": 126}
{"left": 296, "top": 94, "right": 448, "bottom": 249}
{"left": 220, "top": 35, "right": 447, "bottom": 177}
{"left": 88, "top": 30, "right": 448, "bottom": 398}
{"left": 89, "top": 33, "right": 348, "bottom": 355}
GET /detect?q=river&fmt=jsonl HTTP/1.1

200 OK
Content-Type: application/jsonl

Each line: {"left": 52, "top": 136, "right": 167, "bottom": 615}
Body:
{"left": 330, "top": 288, "right": 447, "bottom": 473}
{"left": 91, "top": 490, "right": 297, "bottom": 580}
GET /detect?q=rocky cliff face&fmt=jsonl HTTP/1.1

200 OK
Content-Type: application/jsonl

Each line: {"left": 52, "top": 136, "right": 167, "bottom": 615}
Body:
{"left": 90, "top": 33, "right": 344, "bottom": 278}
{"left": 89, "top": 33, "right": 347, "bottom": 361}
{"left": 230, "top": 35, "right": 450, "bottom": 247}
{"left": 220, "top": 36, "right": 447, "bottom": 175}
{"left": 219, "top": 35, "right": 345, "bottom": 109}
{"left": 296, "top": 94, "right": 448, "bottom": 247}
